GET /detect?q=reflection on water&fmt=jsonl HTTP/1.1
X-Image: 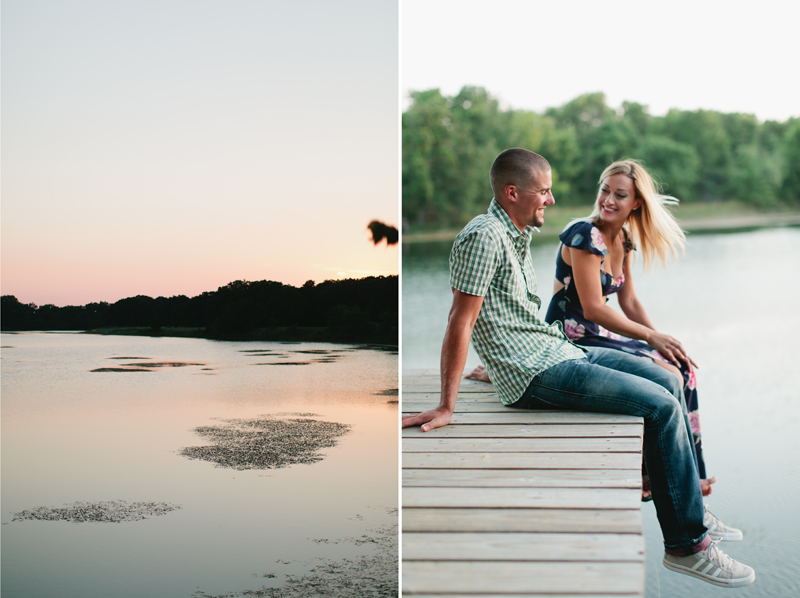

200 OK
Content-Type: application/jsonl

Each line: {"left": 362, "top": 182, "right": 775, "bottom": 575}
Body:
{"left": 403, "top": 227, "right": 800, "bottom": 598}
{"left": 1, "top": 335, "right": 398, "bottom": 598}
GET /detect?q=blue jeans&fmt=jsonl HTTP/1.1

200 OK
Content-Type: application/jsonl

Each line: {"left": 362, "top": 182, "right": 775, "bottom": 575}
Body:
{"left": 512, "top": 347, "right": 707, "bottom": 549}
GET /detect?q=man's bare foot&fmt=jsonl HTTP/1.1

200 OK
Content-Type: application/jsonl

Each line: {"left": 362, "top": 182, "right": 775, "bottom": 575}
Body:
{"left": 642, "top": 475, "right": 652, "bottom": 502}
{"left": 465, "top": 364, "right": 491, "bottom": 383}
{"left": 701, "top": 476, "right": 717, "bottom": 497}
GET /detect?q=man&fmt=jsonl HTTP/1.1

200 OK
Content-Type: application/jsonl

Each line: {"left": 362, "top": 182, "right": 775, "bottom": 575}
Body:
{"left": 402, "top": 148, "right": 755, "bottom": 588}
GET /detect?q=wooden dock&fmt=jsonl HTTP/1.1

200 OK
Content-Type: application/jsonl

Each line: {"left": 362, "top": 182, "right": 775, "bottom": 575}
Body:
{"left": 402, "top": 369, "right": 646, "bottom": 597}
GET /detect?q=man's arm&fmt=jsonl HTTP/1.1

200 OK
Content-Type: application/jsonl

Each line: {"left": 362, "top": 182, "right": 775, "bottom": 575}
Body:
{"left": 401, "top": 289, "right": 484, "bottom": 432}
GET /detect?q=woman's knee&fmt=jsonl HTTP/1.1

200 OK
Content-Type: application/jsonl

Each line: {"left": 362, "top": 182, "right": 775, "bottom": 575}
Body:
{"left": 655, "top": 360, "right": 683, "bottom": 384}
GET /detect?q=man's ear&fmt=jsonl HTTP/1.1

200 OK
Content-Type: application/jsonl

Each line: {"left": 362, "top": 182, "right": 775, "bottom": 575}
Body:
{"left": 503, "top": 184, "right": 518, "bottom": 203}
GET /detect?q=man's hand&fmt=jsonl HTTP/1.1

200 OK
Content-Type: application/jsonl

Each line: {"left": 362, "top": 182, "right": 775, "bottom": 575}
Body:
{"left": 401, "top": 406, "right": 453, "bottom": 432}
{"left": 402, "top": 289, "right": 484, "bottom": 434}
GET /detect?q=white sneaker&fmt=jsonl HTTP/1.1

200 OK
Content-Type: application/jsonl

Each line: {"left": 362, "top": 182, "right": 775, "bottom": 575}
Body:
{"left": 663, "top": 540, "right": 755, "bottom": 588}
{"left": 704, "top": 505, "right": 743, "bottom": 541}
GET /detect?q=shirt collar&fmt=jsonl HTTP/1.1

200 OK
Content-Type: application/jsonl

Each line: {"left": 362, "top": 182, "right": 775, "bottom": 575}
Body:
{"left": 488, "top": 198, "right": 538, "bottom": 243}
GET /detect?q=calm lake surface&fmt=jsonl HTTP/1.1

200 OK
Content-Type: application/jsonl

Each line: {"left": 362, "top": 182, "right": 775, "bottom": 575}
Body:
{"left": 1, "top": 335, "right": 398, "bottom": 598}
{"left": 403, "top": 226, "right": 800, "bottom": 598}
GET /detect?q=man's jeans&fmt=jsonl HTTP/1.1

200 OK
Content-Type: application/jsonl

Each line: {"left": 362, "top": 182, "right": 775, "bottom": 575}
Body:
{"left": 512, "top": 346, "right": 707, "bottom": 549}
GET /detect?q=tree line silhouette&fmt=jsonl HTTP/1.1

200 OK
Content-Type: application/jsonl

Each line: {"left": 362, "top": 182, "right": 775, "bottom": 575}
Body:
{"left": 1, "top": 276, "right": 398, "bottom": 344}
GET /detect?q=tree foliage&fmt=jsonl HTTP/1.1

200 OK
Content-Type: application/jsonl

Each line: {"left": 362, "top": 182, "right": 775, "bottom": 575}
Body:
{"left": 1, "top": 276, "right": 398, "bottom": 344}
{"left": 403, "top": 87, "right": 800, "bottom": 229}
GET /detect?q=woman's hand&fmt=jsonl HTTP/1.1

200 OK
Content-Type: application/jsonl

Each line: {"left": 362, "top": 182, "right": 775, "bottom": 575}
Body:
{"left": 465, "top": 365, "right": 491, "bottom": 383}
{"left": 644, "top": 329, "right": 698, "bottom": 370}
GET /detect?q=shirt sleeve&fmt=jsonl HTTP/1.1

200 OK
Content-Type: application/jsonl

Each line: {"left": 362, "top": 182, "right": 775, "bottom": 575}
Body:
{"left": 449, "top": 229, "right": 501, "bottom": 297}
{"left": 559, "top": 221, "right": 608, "bottom": 257}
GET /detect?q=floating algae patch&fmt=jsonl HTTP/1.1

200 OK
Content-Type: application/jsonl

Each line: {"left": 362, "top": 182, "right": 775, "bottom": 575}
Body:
{"left": 12, "top": 500, "right": 181, "bottom": 523}
{"left": 91, "top": 367, "right": 154, "bottom": 372}
{"left": 192, "top": 519, "right": 397, "bottom": 598}
{"left": 253, "top": 362, "right": 310, "bottom": 366}
{"left": 239, "top": 349, "right": 275, "bottom": 353}
{"left": 373, "top": 389, "right": 398, "bottom": 396}
{"left": 119, "top": 361, "right": 204, "bottom": 368}
{"left": 180, "top": 415, "right": 351, "bottom": 470}
{"left": 107, "top": 356, "right": 151, "bottom": 360}
{"left": 273, "top": 412, "right": 318, "bottom": 417}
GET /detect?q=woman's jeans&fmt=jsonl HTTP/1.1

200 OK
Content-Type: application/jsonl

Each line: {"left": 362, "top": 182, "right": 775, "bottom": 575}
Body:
{"left": 512, "top": 346, "right": 707, "bottom": 549}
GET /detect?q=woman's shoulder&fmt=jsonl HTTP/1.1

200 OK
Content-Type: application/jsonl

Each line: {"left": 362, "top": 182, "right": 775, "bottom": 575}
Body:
{"left": 560, "top": 220, "right": 607, "bottom": 256}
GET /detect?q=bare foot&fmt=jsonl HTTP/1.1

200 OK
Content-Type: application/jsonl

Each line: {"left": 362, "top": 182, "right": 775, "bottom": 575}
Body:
{"left": 642, "top": 475, "right": 652, "bottom": 502}
{"left": 701, "top": 476, "right": 717, "bottom": 497}
{"left": 465, "top": 365, "right": 491, "bottom": 383}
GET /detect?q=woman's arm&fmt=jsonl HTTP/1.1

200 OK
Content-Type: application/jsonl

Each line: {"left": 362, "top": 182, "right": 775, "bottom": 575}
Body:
{"left": 616, "top": 251, "right": 656, "bottom": 329}
{"left": 570, "top": 246, "right": 694, "bottom": 367}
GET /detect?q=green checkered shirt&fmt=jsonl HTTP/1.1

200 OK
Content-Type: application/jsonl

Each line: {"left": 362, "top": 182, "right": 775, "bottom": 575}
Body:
{"left": 450, "top": 199, "right": 587, "bottom": 405}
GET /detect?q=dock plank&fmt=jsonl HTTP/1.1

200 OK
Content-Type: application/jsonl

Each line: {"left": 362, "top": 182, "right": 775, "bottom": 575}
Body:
{"left": 403, "top": 451, "right": 641, "bottom": 470}
{"left": 403, "top": 409, "right": 644, "bottom": 423}
{"left": 403, "top": 532, "right": 645, "bottom": 562}
{"left": 403, "top": 468, "right": 640, "bottom": 488}
{"left": 401, "top": 370, "right": 644, "bottom": 596}
{"left": 402, "top": 423, "right": 643, "bottom": 438}
{"left": 402, "top": 562, "right": 645, "bottom": 594}
{"left": 402, "top": 508, "right": 642, "bottom": 533}
{"left": 403, "top": 437, "right": 642, "bottom": 453}
{"left": 403, "top": 486, "right": 640, "bottom": 509}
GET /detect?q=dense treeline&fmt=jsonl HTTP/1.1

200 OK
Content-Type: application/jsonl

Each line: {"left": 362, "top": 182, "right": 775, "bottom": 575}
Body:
{"left": 403, "top": 86, "right": 800, "bottom": 228}
{"left": 1, "top": 276, "right": 398, "bottom": 344}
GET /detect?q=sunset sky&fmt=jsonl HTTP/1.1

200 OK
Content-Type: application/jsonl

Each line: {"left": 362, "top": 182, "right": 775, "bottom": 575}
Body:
{"left": 2, "top": 0, "right": 398, "bottom": 307}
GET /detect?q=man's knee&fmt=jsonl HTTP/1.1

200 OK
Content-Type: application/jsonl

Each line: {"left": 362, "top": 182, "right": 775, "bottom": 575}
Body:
{"left": 652, "top": 392, "right": 683, "bottom": 427}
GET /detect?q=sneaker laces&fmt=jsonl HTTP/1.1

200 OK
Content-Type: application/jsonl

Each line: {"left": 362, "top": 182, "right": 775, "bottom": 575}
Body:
{"left": 704, "top": 539, "right": 734, "bottom": 572}
{"left": 704, "top": 505, "right": 731, "bottom": 530}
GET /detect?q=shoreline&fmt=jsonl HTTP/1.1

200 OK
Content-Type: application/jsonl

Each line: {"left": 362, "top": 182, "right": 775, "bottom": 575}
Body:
{"left": 402, "top": 206, "right": 800, "bottom": 244}
{"left": 82, "top": 327, "right": 399, "bottom": 347}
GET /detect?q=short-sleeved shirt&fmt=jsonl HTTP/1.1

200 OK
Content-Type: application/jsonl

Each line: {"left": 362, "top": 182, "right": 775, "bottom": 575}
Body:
{"left": 450, "top": 199, "right": 586, "bottom": 404}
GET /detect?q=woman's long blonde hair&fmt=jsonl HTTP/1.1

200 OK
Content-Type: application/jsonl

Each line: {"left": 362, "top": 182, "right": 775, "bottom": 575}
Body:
{"left": 586, "top": 159, "right": 686, "bottom": 271}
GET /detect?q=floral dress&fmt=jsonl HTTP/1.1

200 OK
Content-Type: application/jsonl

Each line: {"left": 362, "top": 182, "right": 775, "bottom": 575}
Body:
{"left": 544, "top": 221, "right": 707, "bottom": 478}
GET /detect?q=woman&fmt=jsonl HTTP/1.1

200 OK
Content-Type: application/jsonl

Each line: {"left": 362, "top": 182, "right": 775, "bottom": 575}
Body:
{"left": 469, "top": 160, "right": 713, "bottom": 497}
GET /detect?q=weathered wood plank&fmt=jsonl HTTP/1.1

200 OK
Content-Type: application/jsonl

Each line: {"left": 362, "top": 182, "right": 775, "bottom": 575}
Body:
{"left": 402, "top": 562, "right": 645, "bottom": 594}
{"left": 403, "top": 468, "right": 640, "bottom": 488}
{"left": 403, "top": 410, "right": 645, "bottom": 423}
{"left": 406, "top": 595, "right": 640, "bottom": 598}
{"left": 403, "top": 487, "right": 640, "bottom": 509}
{"left": 402, "top": 508, "right": 642, "bottom": 533}
{"left": 403, "top": 423, "right": 642, "bottom": 438}
{"left": 403, "top": 452, "right": 642, "bottom": 470}
{"left": 403, "top": 532, "right": 645, "bottom": 562}
{"left": 403, "top": 437, "right": 642, "bottom": 453}
{"left": 403, "top": 385, "right": 496, "bottom": 393}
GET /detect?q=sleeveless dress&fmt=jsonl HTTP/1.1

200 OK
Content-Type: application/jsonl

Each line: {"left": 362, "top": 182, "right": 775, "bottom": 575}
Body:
{"left": 544, "top": 221, "right": 707, "bottom": 478}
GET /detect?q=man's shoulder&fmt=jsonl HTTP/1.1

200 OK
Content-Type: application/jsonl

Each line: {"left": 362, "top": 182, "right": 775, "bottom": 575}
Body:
{"left": 455, "top": 212, "right": 505, "bottom": 244}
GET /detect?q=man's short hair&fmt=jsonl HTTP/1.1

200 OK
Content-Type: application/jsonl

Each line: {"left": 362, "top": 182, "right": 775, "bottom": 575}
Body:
{"left": 490, "top": 148, "right": 550, "bottom": 199}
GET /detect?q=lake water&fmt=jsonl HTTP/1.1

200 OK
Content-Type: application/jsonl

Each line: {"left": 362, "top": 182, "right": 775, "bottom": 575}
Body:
{"left": 1, "top": 335, "right": 398, "bottom": 597}
{"left": 402, "top": 226, "right": 800, "bottom": 597}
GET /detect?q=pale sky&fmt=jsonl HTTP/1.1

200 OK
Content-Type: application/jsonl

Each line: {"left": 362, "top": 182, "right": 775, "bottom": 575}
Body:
{"left": 402, "top": 0, "right": 799, "bottom": 122}
{"left": 2, "top": 0, "right": 398, "bottom": 306}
